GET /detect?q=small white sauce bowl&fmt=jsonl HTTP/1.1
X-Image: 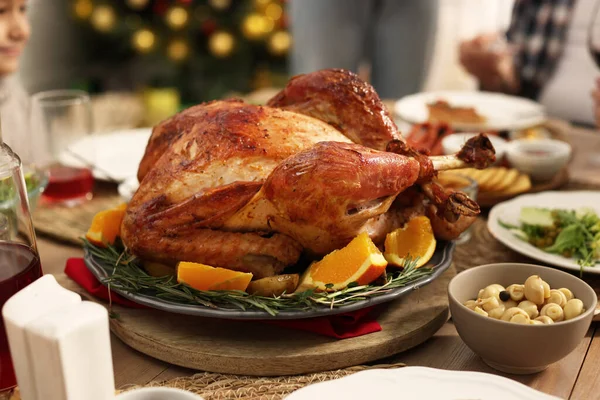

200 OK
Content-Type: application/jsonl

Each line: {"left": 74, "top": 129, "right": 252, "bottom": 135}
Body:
{"left": 505, "top": 139, "right": 571, "bottom": 182}
{"left": 116, "top": 387, "right": 204, "bottom": 400}
{"left": 441, "top": 133, "right": 508, "bottom": 163}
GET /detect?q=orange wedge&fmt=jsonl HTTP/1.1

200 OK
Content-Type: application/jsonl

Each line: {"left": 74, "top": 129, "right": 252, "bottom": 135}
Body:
{"left": 177, "top": 262, "right": 253, "bottom": 292}
{"left": 384, "top": 216, "right": 436, "bottom": 268}
{"left": 85, "top": 203, "right": 128, "bottom": 247}
{"left": 296, "top": 232, "right": 387, "bottom": 292}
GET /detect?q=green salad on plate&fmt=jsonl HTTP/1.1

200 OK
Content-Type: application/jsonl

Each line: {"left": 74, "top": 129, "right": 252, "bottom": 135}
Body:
{"left": 500, "top": 207, "right": 600, "bottom": 268}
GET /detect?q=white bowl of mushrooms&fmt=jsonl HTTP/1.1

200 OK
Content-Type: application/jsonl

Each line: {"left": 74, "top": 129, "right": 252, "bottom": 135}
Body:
{"left": 448, "top": 263, "right": 596, "bottom": 374}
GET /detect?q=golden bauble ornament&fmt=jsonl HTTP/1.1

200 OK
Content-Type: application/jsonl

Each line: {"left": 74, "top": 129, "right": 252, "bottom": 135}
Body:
{"left": 268, "top": 30, "right": 291, "bottom": 55}
{"left": 242, "top": 13, "right": 273, "bottom": 40}
{"left": 132, "top": 28, "right": 156, "bottom": 53}
{"left": 73, "top": 0, "right": 93, "bottom": 20}
{"left": 208, "top": 0, "right": 231, "bottom": 11}
{"left": 253, "top": 0, "right": 271, "bottom": 11}
{"left": 167, "top": 39, "right": 190, "bottom": 62}
{"left": 91, "top": 5, "right": 116, "bottom": 32}
{"left": 166, "top": 6, "right": 189, "bottom": 30}
{"left": 265, "top": 3, "right": 283, "bottom": 20}
{"left": 209, "top": 31, "right": 235, "bottom": 58}
{"left": 126, "top": 0, "right": 149, "bottom": 10}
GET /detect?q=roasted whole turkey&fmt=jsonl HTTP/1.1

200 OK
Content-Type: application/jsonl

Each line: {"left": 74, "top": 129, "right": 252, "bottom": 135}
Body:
{"left": 121, "top": 69, "right": 495, "bottom": 278}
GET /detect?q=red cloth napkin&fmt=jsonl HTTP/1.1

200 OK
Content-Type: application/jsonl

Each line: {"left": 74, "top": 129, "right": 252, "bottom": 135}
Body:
{"left": 65, "top": 258, "right": 382, "bottom": 339}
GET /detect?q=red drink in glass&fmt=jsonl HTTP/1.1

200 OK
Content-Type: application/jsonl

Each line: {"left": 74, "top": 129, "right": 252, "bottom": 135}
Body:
{"left": 0, "top": 242, "right": 42, "bottom": 391}
{"left": 42, "top": 165, "right": 94, "bottom": 203}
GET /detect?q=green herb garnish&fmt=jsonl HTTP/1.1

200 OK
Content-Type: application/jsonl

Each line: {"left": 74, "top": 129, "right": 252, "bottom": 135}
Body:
{"left": 83, "top": 239, "right": 434, "bottom": 316}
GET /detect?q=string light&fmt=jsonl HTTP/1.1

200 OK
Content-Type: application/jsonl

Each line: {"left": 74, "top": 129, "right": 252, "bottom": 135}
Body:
{"left": 209, "top": 31, "right": 235, "bottom": 57}
{"left": 265, "top": 3, "right": 283, "bottom": 20}
{"left": 167, "top": 39, "right": 190, "bottom": 62}
{"left": 73, "top": 0, "right": 93, "bottom": 20}
{"left": 242, "top": 13, "right": 273, "bottom": 40}
{"left": 165, "top": 6, "right": 189, "bottom": 30}
{"left": 91, "top": 5, "right": 116, "bottom": 32}
{"left": 132, "top": 28, "right": 156, "bottom": 53}
{"left": 268, "top": 30, "right": 291, "bottom": 55}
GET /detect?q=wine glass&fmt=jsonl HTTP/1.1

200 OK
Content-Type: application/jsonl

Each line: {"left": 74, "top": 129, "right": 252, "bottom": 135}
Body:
{"left": 0, "top": 141, "right": 42, "bottom": 398}
{"left": 30, "top": 90, "right": 95, "bottom": 205}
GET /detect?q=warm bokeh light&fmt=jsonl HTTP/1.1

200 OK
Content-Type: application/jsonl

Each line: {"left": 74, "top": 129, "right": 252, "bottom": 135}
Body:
{"left": 91, "top": 5, "right": 116, "bottom": 32}
{"left": 265, "top": 3, "right": 283, "bottom": 20}
{"left": 268, "top": 30, "right": 291, "bottom": 55}
{"left": 132, "top": 28, "right": 156, "bottom": 53}
{"left": 166, "top": 6, "right": 189, "bottom": 30}
{"left": 242, "top": 13, "right": 273, "bottom": 40}
{"left": 208, "top": 0, "right": 231, "bottom": 11}
{"left": 253, "top": 0, "right": 271, "bottom": 11}
{"left": 73, "top": 0, "right": 93, "bottom": 20}
{"left": 125, "top": 0, "right": 149, "bottom": 10}
{"left": 168, "top": 39, "right": 191, "bottom": 61}
{"left": 209, "top": 31, "right": 235, "bottom": 57}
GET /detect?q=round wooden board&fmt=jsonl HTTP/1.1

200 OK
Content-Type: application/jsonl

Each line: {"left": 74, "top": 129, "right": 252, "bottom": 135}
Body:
{"left": 55, "top": 265, "right": 455, "bottom": 376}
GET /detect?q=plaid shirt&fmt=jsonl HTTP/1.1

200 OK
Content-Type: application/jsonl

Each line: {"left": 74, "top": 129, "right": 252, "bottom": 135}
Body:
{"left": 506, "top": 0, "right": 576, "bottom": 99}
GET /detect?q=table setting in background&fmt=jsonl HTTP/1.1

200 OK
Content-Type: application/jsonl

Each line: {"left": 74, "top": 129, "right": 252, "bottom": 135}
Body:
{"left": 1, "top": 68, "right": 600, "bottom": 400}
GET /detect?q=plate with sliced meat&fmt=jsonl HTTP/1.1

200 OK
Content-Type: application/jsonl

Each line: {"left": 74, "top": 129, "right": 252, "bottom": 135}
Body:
{"left": 394, "top": 91, "right": 546, "bottom": 131}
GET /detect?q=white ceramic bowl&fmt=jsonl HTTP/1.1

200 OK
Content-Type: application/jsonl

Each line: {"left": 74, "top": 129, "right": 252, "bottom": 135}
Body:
{"left": 449, "top": 263, "right": 596, "bottom": 375}
{"left": 116, "top": 387, "right": 204, "bottom": 399}
{"left": 441, "top": 133, "right": 508, "bottom": 162}
{"left": 505, "top": 139, "right": 571, "bottom": 181}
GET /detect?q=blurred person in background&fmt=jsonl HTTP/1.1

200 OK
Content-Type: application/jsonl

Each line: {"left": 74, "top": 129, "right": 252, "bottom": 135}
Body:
{"left": 289, "top": 0, "right": 439, "bottom": 99}
{"left": 459, "top": 0, "right": 600, "bottom": 128}
{"left": 0, "top": 0, "right": 30, "bottom": 157}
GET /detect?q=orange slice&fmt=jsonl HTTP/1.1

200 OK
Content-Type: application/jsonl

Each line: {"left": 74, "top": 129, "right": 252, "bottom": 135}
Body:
{"left": 384, "top": 216, "right": 436, "bottom": 268}
{"left": 296, "top": 232, "right": 387, "bottom": 292}
{"left": 85, "top": 203, "right": 128, "bottom": 247}
{"left": 177, "top": 262, "right": 253, "bottom": 292}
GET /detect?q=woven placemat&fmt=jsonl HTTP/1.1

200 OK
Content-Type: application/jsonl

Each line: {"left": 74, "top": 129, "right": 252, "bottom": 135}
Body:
{"left": 32, "top": 182, "right": 123, "bottom": 245}
{"left": 124, "top": 363, "right": 405, "bottom": 400}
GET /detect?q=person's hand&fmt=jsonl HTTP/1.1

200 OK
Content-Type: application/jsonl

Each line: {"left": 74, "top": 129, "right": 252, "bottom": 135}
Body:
{"left": 592, "top": 77, "right": 600, "bottom": 128}
{"left": 459, "top": 33, "right": 518, "bottom": 93}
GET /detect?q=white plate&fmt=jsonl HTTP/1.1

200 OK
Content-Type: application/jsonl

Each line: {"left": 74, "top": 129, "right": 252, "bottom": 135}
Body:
{"left": 59, "top": 128, "right": 152, "bottom": 182}
{"left": 394, "top": 91, "right": 546, "bottom": 131}
{"left": 488, "top": 191, "right": 600, "bottom": 274}
{"left": 285, "top": 367, "right": 559, "bottom": 400}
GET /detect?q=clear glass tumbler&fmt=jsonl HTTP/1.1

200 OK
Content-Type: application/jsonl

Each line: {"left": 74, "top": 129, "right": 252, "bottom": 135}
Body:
{"left": 30, "top": 90, "right": 95, "bottom": 205}
{"left": 0, "top": 142, "right": 42, "bottom": 398}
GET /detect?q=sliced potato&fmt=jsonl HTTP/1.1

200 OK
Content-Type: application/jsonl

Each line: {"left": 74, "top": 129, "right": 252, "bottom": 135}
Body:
{"left": 247, "top": 274, "right": 300, "bottom": 297}
{"left": 494, "top": 168, "right": 520, "bottom": 192}
{"left": 480, "top": 168, "right": 507, "bottom": 192}
{"left": 144, "top": 261, "right": 176, "bottom": 277}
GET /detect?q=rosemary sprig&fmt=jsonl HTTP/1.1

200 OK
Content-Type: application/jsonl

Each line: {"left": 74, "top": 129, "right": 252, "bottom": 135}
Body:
{"left": 83, "top": 239, "right": 434, "bottom": 316}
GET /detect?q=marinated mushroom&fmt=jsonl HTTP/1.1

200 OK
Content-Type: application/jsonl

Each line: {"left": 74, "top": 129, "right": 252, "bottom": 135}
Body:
{"left": 564, "top": 299, "right": 585, "bottom": 320}
{"left": 480, "top": 296, "right": 501, "bottom": 312}
{"left": 524, "top": 275, "right": 545, "bottom": 305}
{"left": 488, "top": 304, "right": 506, "bottom": 319}
{"left": 540, "top": 303, "right": 564, "bottom": 322}
{"left": 510, "top": 313, "right": 530, "bottom": 324}
{"left": 546, "top": 289, "right": 567, "bottom": 308}
{"left": 558, "top": 288, "right": 574, "bottom": 301}
{"left": 464, "top": 299, "right": 478, "bottom": 310}
{"left": 518, "top": 300, "right": 539, "bottom": 319}
{"left": 473, "top": 306, "right": 488, "bottom": 317}
{"left": 506, "top": 284, "right": 524, "bottom": 302}
{"left": 534, "top": 315, "right": 554, "bottom": 324}
{"left": 501, "top": 307, "right": 529, "bottom": 322}
{"left": 478, "top": 284, "right": 505, "bottom": 301}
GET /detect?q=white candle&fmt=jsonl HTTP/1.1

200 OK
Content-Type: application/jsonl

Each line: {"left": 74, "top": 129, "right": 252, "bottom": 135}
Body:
{"left": 2, "top": 275, "right": 81, "bottom": 400}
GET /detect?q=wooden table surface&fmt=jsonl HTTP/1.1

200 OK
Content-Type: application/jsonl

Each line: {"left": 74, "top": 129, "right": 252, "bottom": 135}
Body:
{"left": 38, "top": 125, "right": 600, "bottom": 399}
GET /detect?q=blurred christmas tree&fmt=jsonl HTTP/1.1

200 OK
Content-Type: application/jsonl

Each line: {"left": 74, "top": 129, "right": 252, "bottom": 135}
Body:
{"left": 70, "top": 0, "right": 291, "bottom": 104}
